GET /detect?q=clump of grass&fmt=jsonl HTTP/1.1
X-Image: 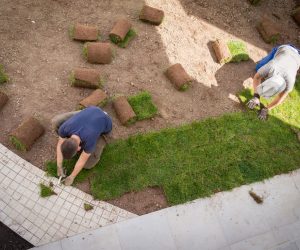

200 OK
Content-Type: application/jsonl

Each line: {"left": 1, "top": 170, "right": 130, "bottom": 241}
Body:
{"left": 68, "top": 25, "right": 75, "bottom": 39}
{"left": 40, "top": 183, "right": 56, "bottom": 198}
{"left": 46, "top": 158, "right": 93, "bottom": 184}
{"left": 84, "top": 203, "right": 94, "bottom": 211}
{"left": 82, "top": 43, "right": 88, "bottom": 59}
{"left": 110, "top": 29, "right": 137, "bottom": 48}
{"left": 180, "top": 83, "right": 189, "bottom": 91}
{"left": 69, "top": 72, "right": 76, "bottom": 86}
{"left": 0, "top": 65, "right": 9, "bottom": 84}
{"left": 127, "top": 91, "right": 158, "bottom": 121}
{"left": 227, "top": 41, "right": 250, "bottom": 63}
{"left": 10, "top": 136, "right": 26, "bottom": 152}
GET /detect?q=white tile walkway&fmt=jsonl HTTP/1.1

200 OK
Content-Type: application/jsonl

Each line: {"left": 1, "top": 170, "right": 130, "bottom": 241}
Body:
{"left": 34, "top": 169, "right": 300, "bottom": 250}
{"left": 0, "top": 143, "right": 136, "bottom": 246}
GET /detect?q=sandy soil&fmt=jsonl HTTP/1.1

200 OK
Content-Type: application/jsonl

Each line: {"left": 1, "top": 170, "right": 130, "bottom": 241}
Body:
{"left": 0, "top": 0, "right": 299, "bottom": 169}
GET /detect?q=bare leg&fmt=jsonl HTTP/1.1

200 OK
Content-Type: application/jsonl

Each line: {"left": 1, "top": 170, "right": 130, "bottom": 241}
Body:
{"left": 84, "top": 136, "right": 107, "bottom": 169}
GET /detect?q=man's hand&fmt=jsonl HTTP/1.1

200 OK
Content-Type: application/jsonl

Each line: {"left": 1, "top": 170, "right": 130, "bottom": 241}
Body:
{"left": 57, "top": 165, "right": 66, "bottom": 177}
{"left": 247, "top": 97, "right": 260, "bottom": 109}
{"left": 258, "top": 107, "right": 269, "bottom": 121}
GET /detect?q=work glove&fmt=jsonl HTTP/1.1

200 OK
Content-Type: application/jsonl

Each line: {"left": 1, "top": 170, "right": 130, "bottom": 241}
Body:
{"left": 258, "top": 107, "right": 269, "bottom": 121}
{"left": 247, "top": 97, "right": 260, "bottom": 110}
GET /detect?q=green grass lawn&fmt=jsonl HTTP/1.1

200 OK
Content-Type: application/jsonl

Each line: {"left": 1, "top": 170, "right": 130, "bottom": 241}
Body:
{"left": 46, "top": 81, "right": 300, "bottom": 205}
{"left": 127, "top": 91, "right": 158, "bottom": 121}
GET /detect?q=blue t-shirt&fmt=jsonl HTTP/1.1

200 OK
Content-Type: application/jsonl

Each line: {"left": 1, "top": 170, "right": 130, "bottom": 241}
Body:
{"left": 58, "top": 107, "right": 112, "bottom": 153}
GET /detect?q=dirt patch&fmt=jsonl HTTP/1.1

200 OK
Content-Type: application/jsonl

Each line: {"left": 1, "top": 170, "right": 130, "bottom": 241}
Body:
{"left": 108, "top": 186, "right": 168, "bottom": 215}
{"left": 75, "top": 178, "right": 92, "bottom": 194}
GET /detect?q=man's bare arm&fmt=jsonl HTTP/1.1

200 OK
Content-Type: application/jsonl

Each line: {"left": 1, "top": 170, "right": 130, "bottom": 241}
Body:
{"left": 56, "top": 137, "right": 65, "bottom": 176}
{"left": 70, "top": 151, "right": 91, "bottom": 178}
{"left": 253, "top": 73, "right": 262, "bottom": 93}
{"left": 267, "top": 91, "right": 289, "bottom": 110}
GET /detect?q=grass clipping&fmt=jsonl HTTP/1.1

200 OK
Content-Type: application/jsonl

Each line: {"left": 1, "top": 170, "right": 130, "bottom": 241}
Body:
{"left": 84, "top": 203, "right": 94, "bottom": 211}
{"left": 127, "top": 91, "right": 158, "bottom": 121}
{"left": 40, "top": 183, "right": 56, "bottom": 198}
{"left": 0, "top": 65, "right": 9, "bottom": 84}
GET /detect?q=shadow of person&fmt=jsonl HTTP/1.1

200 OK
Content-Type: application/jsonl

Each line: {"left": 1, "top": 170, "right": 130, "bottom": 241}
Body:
{"left": 214, "top": 58, "right": 257, "bottom": 103}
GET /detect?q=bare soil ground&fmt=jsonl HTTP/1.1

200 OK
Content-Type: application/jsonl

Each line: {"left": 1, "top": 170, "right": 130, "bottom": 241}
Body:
{"left": 109, "top": 187, "right": 168, "bottom": 215}
{"left": 0, "top": 0, "right": 299, "bottom": 212}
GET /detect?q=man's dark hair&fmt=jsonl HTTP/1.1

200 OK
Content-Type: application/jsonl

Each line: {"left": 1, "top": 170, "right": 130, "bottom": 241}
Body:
{"left": 61, "top": 138, "right": 78, "bottom": 159}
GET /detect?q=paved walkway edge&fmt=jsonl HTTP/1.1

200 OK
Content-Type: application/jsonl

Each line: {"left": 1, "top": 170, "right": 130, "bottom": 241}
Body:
{"left": 33, "top": 169, "right": 300, "bottom": 250}
{"left": 0, "top": 143, "right": 136, "bottom": 246}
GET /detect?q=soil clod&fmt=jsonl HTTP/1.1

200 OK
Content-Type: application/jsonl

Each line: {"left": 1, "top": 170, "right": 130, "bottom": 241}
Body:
{"left": 249, "top": 190, "right": 264, "bottom": 204}
{"left": 71, "top": 68, "right": 103, "bottom": 89}
{"left": 113, "top": 96, "right": 137, "bottom": 126}
{"left": 165, "top": 63, "right": 192, "bottom": 91}
{"left": 71, "top": 24, "right": 99, "bottom": 41}
{"left": 139, "top": 5, "right": 165, "bottom": 25}
{"left": 10, "top": 117, "right": 45, "bottom": 151}
{"left": 79, "top": 89, "right": 108, "bottom": 108}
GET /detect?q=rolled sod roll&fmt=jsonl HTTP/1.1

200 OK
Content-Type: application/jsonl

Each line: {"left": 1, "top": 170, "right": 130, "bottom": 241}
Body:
{"left": 84, "top": 42, "right": 112, "bottom": 64}
{"left": 292, "top": 7, "right": 300, "bottom": 26}
{"left": 79, "top": 89, "right": 108, "bottom": 108}
{"left": 71, "top": 68, "right": 103, "bottom": 89}
{"left": 139, "top": 5, "right": 164, "bottom": 25}
{"left": 165, "top": 63, "right": 193, "bottom": 91}
{"left": 113, "top": 96, "right": 137, "bottom": 126}
{"left": 212, "top": 40, "right": 231, "bottom": 64}
{"left": 0, "top": 91, "right": 8, "bottom": 110}
{"left": 10, "top": 117, "right": 45, "bottom": 151}
{"left": 256, "top": 18, "right": 281, "bottom": 44}
{"left": 109, "top": 19, "right": 132, "bottom": 43}
{"left": 71, "top": 24, "right": 99, "bottom": 41}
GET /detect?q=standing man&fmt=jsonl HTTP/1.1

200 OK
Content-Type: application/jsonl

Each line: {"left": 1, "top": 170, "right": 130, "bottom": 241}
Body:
{"left": 52, "top": 106, "right": 112, "bottom": 186}
{"left": 247, "top": 44, "right": 300, "bottom": 120}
